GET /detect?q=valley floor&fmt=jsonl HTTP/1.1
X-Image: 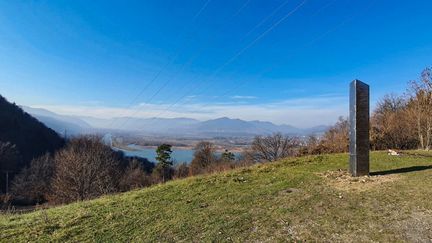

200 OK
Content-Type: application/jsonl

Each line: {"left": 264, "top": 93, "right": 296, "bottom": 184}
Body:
{"left": 1, "top": 151, "right": 432, "bottom": 242}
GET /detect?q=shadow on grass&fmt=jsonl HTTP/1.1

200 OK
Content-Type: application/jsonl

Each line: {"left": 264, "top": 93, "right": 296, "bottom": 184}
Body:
{"left": 371, "top": 165, "right": 432, "bottom": 176}
{"left": 403, "top": 152, "right": 432, "bottom": 158}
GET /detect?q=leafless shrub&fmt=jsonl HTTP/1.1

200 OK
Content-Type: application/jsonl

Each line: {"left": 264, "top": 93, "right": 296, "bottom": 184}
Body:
{"left": 318, "top": 117, "right": 349, "bottom": 153}
{"left": 11, "top": 153, "right": 54, "bottom": 204}
{"left": 371, "top": 94, "right": 417, "bottom": 150}
{"left": 174, "top": 163, "right": 190, "bottom": 179}
{"left": 190, "top": 142, "right": 217, "bottom": 175}
{"left": 406, "top": 67, "right": 432, "bottom": 150}
{"left": 50, "top": 136, "right": 122, "bottom": 203}
{"left": 245, "top": 133, "right": 300, "bottom": 163}
{"left": 119, "top": 158, "right": 152, "bottom": 191}
{"left": 298, "top": 135, "right": 322, "bottom": 155}
{"left": 0, "top": 141, "right": 22, "bottom": 194}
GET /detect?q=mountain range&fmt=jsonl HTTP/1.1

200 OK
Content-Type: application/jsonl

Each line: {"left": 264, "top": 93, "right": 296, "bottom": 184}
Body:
{"left": 22, "top": 106, "right": 93, "bottom": 135}
{"left": 22, "top": 106, "right": 330, "bottom": 137}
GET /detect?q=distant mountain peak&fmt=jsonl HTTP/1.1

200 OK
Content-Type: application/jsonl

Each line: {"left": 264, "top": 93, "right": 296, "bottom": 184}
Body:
{"left": 23, "top": 106, "right": 329, "bottom": 137}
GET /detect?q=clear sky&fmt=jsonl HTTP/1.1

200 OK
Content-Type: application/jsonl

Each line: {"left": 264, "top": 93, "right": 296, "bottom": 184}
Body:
{"left": 1, "top": 0, "right": 431, "bottom": 128}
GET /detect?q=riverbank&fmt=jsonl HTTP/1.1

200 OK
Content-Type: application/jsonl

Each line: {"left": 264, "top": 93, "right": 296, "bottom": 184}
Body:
{"left": 112, "top": 144, "right": 243, "bottom": 163}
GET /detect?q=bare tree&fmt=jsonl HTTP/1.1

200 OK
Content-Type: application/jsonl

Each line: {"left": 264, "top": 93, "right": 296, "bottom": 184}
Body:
{"left": 371, "top": 94, "right": 417, "bottom": 150}
{"left": 319, "top": 117, "right": 349, "bottom": 153}
{"left": 0, "top": 141, "right": 22, "bottom": 194}
{"left": 190, "top": 142, "right": 217, "bottom": 175}
{"left": 11, "top": 153, "right": 53, "bottom": 203}
{"left": 247, "top": 133, "right": 300, "bottom": 162}
{"left": 51, "top": 136, "right": 122, "bottom": 203}
{"left": 174, "top": 163, "right": 190, "bottom": 179}
{"left": 407, "top": 68, "right": 432, "bottom": 150}
{"left": 299, "top": 135, "right": 321, "bottom": 155}
{"left": 119, "top": 158, "right": 151, "bottom": 191}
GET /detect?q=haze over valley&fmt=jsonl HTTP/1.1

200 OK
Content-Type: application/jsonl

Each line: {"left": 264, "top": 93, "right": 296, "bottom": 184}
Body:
{"left": 22, "top": 106, "right": 329, "bottom": 138}
{"left": 2, "top": 1, "right": 432, "bottom": 241}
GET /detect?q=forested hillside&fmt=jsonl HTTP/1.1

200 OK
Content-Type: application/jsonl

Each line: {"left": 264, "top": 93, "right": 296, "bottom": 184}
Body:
{"left": 0, "top": 95, "right": 64, "bottom": 193}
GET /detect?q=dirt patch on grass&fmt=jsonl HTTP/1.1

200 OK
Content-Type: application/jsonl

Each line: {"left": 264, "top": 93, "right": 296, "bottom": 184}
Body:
{"left": 319, "top": 169, "right": 400, "bottom": 192}
{"left": 392, "top": 210, "right": 432, "bottom": 242}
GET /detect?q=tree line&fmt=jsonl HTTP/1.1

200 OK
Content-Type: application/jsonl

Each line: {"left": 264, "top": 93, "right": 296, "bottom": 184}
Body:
{"left": 1, "top": 132, "right": 302, "bottom": 206}
{"left": 0, "top": 95, "right": 64, "bottom": 196}
{"left": 1, "top": 67, "right": 431, "bottom": 207}
{"left": 303, "top": 67, "right": 432, "bottom": 153}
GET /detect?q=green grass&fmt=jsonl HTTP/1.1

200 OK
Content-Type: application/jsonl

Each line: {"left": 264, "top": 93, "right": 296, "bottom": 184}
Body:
{"left": 1, "top": 151, "right": 432, "bottom": 242}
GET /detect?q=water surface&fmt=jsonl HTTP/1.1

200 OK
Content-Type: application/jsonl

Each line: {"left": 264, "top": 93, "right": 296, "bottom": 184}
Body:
{"left": 116, "top": 144, "right": 239, "bottom": 164}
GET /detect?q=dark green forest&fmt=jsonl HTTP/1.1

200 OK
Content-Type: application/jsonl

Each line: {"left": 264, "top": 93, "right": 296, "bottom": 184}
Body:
{"left": 0, "top": 95, "right": 64, "bottom": 193}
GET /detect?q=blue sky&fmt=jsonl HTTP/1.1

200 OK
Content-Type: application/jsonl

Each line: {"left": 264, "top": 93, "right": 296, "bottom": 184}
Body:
{"left": 0, "top": 0, "right": 431, "bottom": 127}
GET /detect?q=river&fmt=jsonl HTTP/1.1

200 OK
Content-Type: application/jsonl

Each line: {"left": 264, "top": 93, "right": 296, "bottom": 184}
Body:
{"left": 114, "top": 144, "right": 240, "bottom": 164}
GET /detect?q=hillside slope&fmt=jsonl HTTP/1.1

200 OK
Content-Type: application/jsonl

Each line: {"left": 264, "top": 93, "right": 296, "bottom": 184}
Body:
{"left": 1, "top": 152, "right": 432, "bottom": 242}
{"left": 21, "top": 106, "right": 92, "bottom": 135}
{"left": 0, "top": 96, "right": 64, "bottom": 164}
{"left": 0, "top": 95, "right": 64, "bottom": 193}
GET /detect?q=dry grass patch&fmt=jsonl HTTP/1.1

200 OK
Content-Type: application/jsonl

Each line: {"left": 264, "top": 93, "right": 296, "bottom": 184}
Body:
{"left": 390, "top": 210, "right": 432, "bottom": 242}
{"left": 1, "top": 151, "right": 431, "bottom": 242}
{"left": 319, "top": 169, "right": 400, "bottom": 192}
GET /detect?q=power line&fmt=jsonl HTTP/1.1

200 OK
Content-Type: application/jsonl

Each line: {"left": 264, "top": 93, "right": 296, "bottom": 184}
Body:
{"left": 117, "top": 0, "right": 379, "bottom": 134}
{"left": 117, "top": 46, "right": 205, "bottom": 129}
{"left": 242, "top": 0, "right": 291, "bottom": 41}
{"left": 180, "top": 0, "right": 376, "bottom": 117}
{"left": 192, "top": 0, "right": 212, "bottom": 22}
{"left": 107, "top": 0, "right": 212, "bottom": 130}
{"left": 113, "top": 0, "right": 258, "bottom": 131}
{"left": 146, "top": 0, "right": 308, "bottom": 122}
{"left": 114, "top": 0, "right": 256, "bottom": 131}
{"left": 148, "top": 0, "right": 375, "bottom": 123}
{"left": 215, "top": 0, "right": 308, "bottom": 80}
{"left": 143, "top": 0, "right": 308, "bottom": 124}
{"left": 232, "top": 0, "right": 251, "bottom": 17}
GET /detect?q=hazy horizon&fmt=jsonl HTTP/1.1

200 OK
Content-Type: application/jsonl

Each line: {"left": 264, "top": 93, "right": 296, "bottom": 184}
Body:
{"left": 21, "top": 105, "right": 331, "bottom": 136}
{"left": 1, "top": 1, "right": 431, "bottom": 128}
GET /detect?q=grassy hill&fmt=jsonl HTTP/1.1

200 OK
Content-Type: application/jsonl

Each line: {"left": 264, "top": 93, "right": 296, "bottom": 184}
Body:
{"left": 1, "top": 151, "right": 432, "bottom": 242}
